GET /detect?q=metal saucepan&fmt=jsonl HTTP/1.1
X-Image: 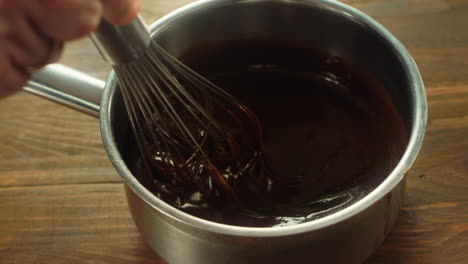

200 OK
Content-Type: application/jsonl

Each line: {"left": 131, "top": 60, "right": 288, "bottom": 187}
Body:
{"left": 25, "top": 0, "right": 427, "bottom": 263}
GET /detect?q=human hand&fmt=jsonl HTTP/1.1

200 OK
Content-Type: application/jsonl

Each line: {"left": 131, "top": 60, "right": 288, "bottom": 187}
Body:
{"left": 0, "top": 0, "right": 140, "bottom": 98}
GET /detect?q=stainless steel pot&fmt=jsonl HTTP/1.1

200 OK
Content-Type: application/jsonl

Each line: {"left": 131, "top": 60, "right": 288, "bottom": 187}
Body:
{"left": 25, "top": 0, "right": 427, "bottom": 263}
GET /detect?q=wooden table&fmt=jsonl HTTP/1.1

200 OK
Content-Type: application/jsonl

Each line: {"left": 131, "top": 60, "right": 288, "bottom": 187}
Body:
{"left": 1, "top": 0, "right": 467, "bottom": 263}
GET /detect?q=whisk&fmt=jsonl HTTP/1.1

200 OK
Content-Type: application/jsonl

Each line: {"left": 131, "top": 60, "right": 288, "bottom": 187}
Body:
{"left": 90, "top": 16, "right": 265, "bottom": 204}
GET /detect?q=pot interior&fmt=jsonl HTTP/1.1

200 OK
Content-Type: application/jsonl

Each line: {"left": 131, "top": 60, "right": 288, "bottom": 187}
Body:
{"left": 107, "top": 0, "right": 417, "bottom": 227}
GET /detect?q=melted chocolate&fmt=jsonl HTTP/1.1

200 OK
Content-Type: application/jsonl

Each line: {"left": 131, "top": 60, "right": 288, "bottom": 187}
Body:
{"left": 127, "top": 40, "right": 407, "bottom": 227}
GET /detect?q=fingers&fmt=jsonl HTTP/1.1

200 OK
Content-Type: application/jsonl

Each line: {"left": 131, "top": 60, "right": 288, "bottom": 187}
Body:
{"left": 27, "top": 0, "right": 140, "bottom": 41}
{"left": 0, "top": 1, "right": 42, "bottom": 97}
{"left": 0, "top": 0, "right": 139, "bottom": 98}
{"left": 4, "top": 7, "right": 62, "bottom": 69}
{"left": 27, "top": 0, "right": 103, "bottom": 41}
{"left": 101, "top": 0, "right": 140, "bottom": 26}
{"left": 0, "top": 44, "right": 29, "bottom": 98}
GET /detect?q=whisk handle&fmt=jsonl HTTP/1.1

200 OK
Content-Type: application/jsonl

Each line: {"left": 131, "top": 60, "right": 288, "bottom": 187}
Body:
{"left": 90, "top": 16, "right": 151, "bottom": 65}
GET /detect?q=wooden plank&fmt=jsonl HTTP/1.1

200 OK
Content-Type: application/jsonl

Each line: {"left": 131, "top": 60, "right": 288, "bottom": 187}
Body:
{"left": 0, "top": 0, "right": 467, "bottom": 263}
{"left": 0, "top": 184, "right": 166, "bottom": 264}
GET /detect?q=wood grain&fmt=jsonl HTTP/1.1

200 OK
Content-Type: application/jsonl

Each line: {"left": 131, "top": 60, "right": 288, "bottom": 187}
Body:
{"left": 0, "top": 0, "right": 467, "bottom": 263}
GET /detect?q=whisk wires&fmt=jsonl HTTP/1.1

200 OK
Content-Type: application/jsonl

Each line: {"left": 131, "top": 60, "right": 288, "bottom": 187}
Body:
{"left": 113, "top": 40, "right": 264, "bottom": 204}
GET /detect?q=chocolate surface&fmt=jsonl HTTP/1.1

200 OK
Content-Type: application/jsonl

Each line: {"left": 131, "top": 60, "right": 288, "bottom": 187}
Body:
{"left": 127, "top": 40, "right": 407, "bottom": 227}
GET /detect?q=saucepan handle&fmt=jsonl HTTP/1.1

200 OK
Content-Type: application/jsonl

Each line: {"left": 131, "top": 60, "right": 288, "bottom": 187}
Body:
{"left": 24, "top": 64, "right": 106, "bottom": 118}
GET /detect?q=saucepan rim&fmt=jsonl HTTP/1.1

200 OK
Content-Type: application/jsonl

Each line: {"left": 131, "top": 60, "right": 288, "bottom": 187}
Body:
{"left": 100, "top": 0, "right": 427, "bottom": 237}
